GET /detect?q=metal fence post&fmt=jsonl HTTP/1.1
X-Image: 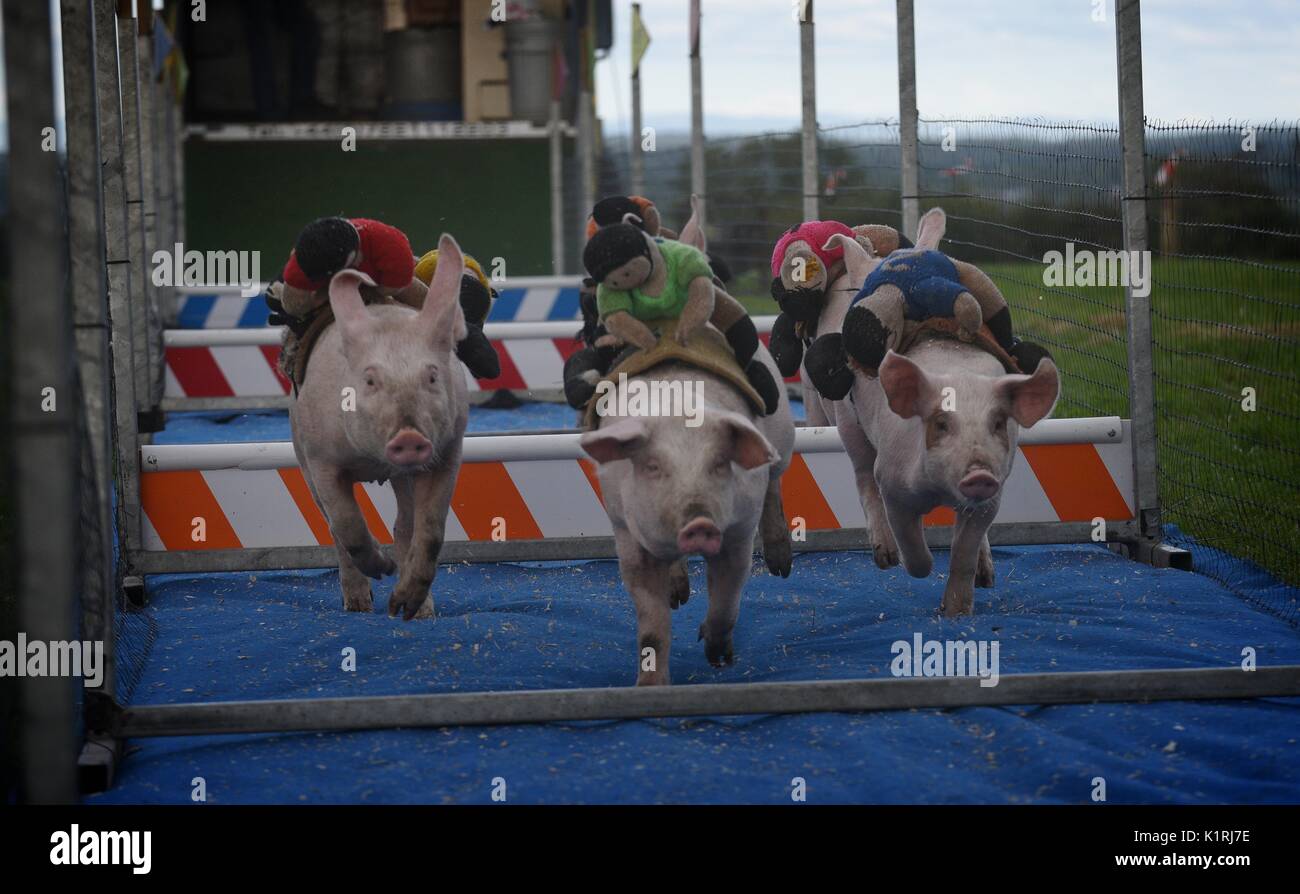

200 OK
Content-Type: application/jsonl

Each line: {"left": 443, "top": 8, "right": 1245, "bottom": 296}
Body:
{"left": 799, "top": 1, "right": 818, "bottom": 221}
{"left": 61, "top": 0, "right": 120, "bottom": 727}
{"left": 896, "top": 0, "right": 919, "bottom": 238}
{"left": 1114, "top": 0, "right": 1176, "bottom": 567}
{"left": 94, "top": 0, "right": 144, "bottom": 581}
{"left": 549, "top": 99, "right": 566, "bottom": 275}
{"left": 7, "top": 0, "right": 80, "bottom": 804}
{"left": 689, "top": 0, "right": 706, "bottom": 232}
{"left": 116, "top": 1, "right": 163, "bottom": 431}
{"left": 135, "top": 7, "right": 166, "bottom": 412}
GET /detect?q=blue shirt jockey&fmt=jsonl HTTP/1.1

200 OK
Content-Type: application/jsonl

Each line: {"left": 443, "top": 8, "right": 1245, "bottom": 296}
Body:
{"left": 852, "top": 249, "right": 967, "bottom": 321}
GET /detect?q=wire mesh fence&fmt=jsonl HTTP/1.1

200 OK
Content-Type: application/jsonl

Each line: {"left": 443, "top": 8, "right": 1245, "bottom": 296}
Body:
{"left": 1144, "top": 121, "right": 1300, "bottom": 621}
{"left": 598, "top": 115, "right": 1300, "bottom": 620}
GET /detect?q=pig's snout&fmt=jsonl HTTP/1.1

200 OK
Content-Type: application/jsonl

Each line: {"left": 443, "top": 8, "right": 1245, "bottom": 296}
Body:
{"left": 386, "top": 429, "right": 433, "bottom": 467}
{"left": 677, "top": 517, "right": 722, "bottom": 556}
{"left": 958, "top": 468, "right": 1000, "bottom": 501}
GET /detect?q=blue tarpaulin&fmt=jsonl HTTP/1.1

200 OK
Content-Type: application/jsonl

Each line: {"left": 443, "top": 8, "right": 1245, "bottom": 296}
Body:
{"left": 95, "top": 405, "right": 1298, "bottom": 804}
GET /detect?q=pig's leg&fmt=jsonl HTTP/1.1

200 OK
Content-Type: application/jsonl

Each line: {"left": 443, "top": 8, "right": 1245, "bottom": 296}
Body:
{"left": 838, "top": 416, "right": 899, "bottom": 568}
{"left": 387, "top": 460, "right": 459, "bottom": 621}
{"left": 333, "top": 543, "right": 376, "bottom": 613}
{"left": 884, "top": 497, "right": 932, "bottom": 579}
{"left": 614, "top": 527, "right": 674, "bottom": 685}
{"left": 943, "top": 507, "right": 997, "bottom": 616}
{"left": 975, "top": 534, "right": 995, "bottom": 588}
{"left": 802, "top": 379, "right": 830, "bottom": 426}
{"left": 391, "top": 474, "right": 414, "bottom": 569}
{"left": 669, "top": 560, "right": 691, "bottom": 609}
{"left": 759, "top": 474, "right": 793, "bottom": 578}
{"left": 315, "top": 462, "right": 397, "bottom": 582}
{"left": 699, "top": 535, "right": 752, "bottom": 667}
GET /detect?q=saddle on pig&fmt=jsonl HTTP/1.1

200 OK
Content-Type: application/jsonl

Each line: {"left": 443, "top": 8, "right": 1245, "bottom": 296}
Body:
{"left": 288, "top": 234, "right": 471, "bottom": 620}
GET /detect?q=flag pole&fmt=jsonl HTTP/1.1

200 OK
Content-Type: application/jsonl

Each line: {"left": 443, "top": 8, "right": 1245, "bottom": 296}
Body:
{"left": 689, "top": 0, "right": 706, "bottom": 232}
{"left": 630, "top": 2, "right": 646, "bottom": 196}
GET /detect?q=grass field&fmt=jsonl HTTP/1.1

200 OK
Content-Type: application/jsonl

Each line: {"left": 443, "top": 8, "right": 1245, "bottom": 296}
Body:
{"left": 732, "top": 258, "right": 1300, "bottom": 593}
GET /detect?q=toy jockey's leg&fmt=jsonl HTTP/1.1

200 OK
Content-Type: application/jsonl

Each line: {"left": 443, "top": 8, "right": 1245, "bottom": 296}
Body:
{"left": 803, "top": 332, "right": 855, "bottom": 401}
{"left": 768, "top": 312, "right": 804, "bottom": 378}
{"left": 454, "top": 276, "right": 499, "bottom": 379}
{"left": 841, "top": 284, "right": 906, "bottom": 375}
{"left": 456, "top": 326, "right": 499, "bottom": 380}
{"left": 711, "top": 290, "right": 780, "bottom": 415}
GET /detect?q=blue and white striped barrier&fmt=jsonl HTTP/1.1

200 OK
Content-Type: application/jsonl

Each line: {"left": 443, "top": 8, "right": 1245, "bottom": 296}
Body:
{"left": 175, "top": 276, "right": 586, "bottom": 329}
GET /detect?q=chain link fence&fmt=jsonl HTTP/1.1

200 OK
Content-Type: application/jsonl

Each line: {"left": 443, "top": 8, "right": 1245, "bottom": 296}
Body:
{"left": 601, "top": 115, "right": 1299, "bottom": 620}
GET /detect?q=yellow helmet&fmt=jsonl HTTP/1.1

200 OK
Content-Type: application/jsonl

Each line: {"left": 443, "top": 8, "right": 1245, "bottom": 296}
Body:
{"left": 415, "top": 249, "right": 490, "bottom": 288}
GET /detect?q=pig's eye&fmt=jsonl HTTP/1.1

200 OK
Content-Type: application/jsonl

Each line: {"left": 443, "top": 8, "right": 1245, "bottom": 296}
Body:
{"left": 641, "top": 459, "right": 662, "bottom": 477}
{"left": 711, "top": 457, "right": 730, "bottom": 475}
{"left": 934, "top": 417, "right": 950, "bottom": 434}
{"left": 426, "top": 367, "right": 438, "bottom": 385}
{"left": 992, "top": 416, "right": 1007, "bottom": 433}
{"left": 363, "top": 369, "right": 378, "bottom": 389}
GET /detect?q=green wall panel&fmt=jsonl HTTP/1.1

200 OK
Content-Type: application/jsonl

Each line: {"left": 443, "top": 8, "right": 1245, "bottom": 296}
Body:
{"left": 184, "top": 139, "right": 553, "bottom": 278}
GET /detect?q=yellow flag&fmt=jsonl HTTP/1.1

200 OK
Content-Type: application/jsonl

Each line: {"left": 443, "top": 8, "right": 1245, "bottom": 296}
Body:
{"left": 631, "top": 5, "right": 651, "bottom": 75}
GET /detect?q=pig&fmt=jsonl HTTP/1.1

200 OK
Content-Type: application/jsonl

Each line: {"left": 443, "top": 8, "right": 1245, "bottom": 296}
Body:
{"left": 288, "top": 233, "right": 470, "bottom": 620}
{"left": 579, "top": 353, "right": 796, "bottom": 685}
{"left": 796, "top": 220, "right": 1060, "bottom": 616}
{"left": 846, "top": 342, "right": 1059, "bottom": 616}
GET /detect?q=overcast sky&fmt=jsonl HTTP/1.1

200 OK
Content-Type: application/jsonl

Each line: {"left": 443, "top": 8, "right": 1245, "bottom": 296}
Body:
{"left": 595, "top": 0, "right": 1300, "bottom": 135}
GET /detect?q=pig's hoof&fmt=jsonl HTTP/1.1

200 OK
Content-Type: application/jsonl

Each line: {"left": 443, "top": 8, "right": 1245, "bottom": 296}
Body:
{"left": 669, "top": 564, "right": 691, "bottom": 609}
{"left": 636, "top": 673, "right": 669, "bottom": 687}
{"left": 388, "top": 590, "right": 434, "bottom": 621}
{"left": 871, "top": 540, "right": 900, "bottom": 570}
{"left": 941, "top": 589, "right": 974, "bottom": 617}
{"left": 975, "top": 562, "right": 995, "bottom": 588}
{"left": 698, "top": 624, "right": 735, "bottom": 667}
{"left": 343, "top": 586, "right": 374, "bottom": 613}
{"left": 764, "top": 537, "right": 793, "bottom": 578}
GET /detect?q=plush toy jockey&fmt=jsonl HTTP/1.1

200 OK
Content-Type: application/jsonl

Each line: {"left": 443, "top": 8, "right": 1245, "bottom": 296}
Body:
{"left": 802, "top": 208, "right": 1051, "bottom": 401}
{"left": 581, "top": 218, "right": 780, "bottom": 415}
{"left": 563, "top": 194, "right": 731, "bottom": 410}
{"left": 265, "top": 216, "right": 499, "bottom": 384}
{"left": 585, "top": 194, "right": 677, "bottom": 241}
{"left": 412, "top": 248, "right": 500, "bottom": 379}
{"left": 767, "top": 220, "right": 914, "bottom": 377}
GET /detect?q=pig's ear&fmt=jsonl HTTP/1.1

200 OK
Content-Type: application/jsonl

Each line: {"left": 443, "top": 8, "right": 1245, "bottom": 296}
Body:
{"left": 717, "top": 411, "right": 780, "bottom": 470}
{"left": 420, "top": 233, "right": 468, "bottom": 351}
{"left": 915, "top": 207, "right": 946, "bottom": 250}
{"left": 329, "top": 269, "right": 377, "bottom": 346}
{"left": 823, "top": 233, "right": 875, "bottom": 287}
{"left": 580, "top": 418, "right": 648, "bottom": 464}
{"left": 878, "top": 350, "right": 937, "bottom": 420}
{"left": 997, "top": 358, "right": 1060, "bottom": 428}
{"left": 678, "top": 194, "right": 705, "bottom": 252}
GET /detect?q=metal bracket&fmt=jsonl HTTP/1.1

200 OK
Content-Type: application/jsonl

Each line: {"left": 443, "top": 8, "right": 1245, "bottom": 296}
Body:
{"left": 122, "top": 574, "right": 147, "bottom": 609}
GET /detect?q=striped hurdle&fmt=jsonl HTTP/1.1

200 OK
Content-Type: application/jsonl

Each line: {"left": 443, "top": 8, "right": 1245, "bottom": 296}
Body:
{"left": 163, "top": 317, "right": 792, "bottom": 410}
{"left": 136, "top": 419, "right": 1136, "bottom": 571}
{"left": 175, "top": 275, "right": 585, "bottom": 328}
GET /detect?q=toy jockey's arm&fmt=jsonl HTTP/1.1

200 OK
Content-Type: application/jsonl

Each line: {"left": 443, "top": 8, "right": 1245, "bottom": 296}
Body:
{"left": 390, "top": 277, "right": 427, "bottom": 310}
{"left": 278, "top": 282, "right": 323, "bottom": 318}
{"left": 603, "top": 310, "right": 659, "bottom": 352}
{"left": 676, "top": 274, "right": 715, "bottom": 344}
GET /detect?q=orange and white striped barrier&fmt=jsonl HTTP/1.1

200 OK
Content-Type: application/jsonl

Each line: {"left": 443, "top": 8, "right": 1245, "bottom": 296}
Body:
{"left": 162, "top": 317, "right": 795, "bottom": 405}
{"left": 138, "top": 419, "right": 1135, "bottom": 553}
